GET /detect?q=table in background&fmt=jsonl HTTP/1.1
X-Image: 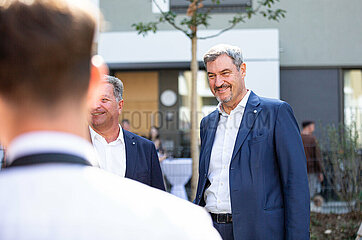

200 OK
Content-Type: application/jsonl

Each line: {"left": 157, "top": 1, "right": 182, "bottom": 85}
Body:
{"left": 161, "top": 158, "right": 192, "bottom": 200}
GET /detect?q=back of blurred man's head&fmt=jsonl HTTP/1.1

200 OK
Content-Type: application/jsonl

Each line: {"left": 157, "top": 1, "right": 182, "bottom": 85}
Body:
{"left": 0, "top": 0, "right": 97, "bottom": 108}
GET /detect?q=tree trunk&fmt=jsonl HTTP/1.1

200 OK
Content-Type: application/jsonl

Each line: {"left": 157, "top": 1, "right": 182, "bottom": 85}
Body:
{"left": 190, "top": 35, "right": 199, "bottom": 200}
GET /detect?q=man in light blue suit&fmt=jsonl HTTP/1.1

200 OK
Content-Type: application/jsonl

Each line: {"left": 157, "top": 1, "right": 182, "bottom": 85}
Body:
{"left": 194, "top": 44, "right": 310, "bottom": 240}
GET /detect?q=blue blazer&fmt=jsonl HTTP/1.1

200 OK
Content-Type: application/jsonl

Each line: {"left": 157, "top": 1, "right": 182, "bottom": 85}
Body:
{"left": 194, "top": 91, "right": 310, "bottom": 240}
{"left": 123, "top": 130, "right": 165, "bottom": 191}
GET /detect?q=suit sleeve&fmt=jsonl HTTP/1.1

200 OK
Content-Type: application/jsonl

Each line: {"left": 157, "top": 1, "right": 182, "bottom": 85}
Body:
{"left": 274, "top": 102, "right": 310, "bottom": 240}
{"left": 193, "top": 118, "right": 206, "bottom": 204}
{"left": 150, "top": 143, "right": 166, "bottom": 191}
{"left": 199, "top": 118, "right": 205, "bottom": 155}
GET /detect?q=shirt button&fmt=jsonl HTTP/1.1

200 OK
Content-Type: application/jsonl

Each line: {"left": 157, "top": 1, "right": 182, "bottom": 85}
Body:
{"left": 218, "top": 200, "right": 221, "bottom": 203}
{"left": 221, "top": 182, "right": 223, "bottom": 186}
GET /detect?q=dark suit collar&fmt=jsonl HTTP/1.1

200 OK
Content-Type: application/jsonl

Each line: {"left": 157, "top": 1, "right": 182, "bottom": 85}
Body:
{"left": 123, "top": 129, "right": 135, "bottom": 144}
{"left": 209, "top": 109, "right": 220, "bottom": 121}
{"left": 123, "top": 129, "right": 137, "bottom": 178}
{"left": 247, "top": 90, "right": 261, "bottom": 107}
{"left": 7, "top": 153, "right": 91, "bottom": 168}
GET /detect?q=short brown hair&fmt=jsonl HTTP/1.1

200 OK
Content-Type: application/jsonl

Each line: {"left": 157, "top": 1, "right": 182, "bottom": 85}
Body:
{"left": 0, "top": 0, "right": 97, "bottom": 107}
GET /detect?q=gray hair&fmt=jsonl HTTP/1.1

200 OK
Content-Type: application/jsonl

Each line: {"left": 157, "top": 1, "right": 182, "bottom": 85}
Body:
{"left": 203, "top": 44, "right": 244, "bottom": 70}
{"left": 105, "top": 75, "right": 123, "bottom": 101}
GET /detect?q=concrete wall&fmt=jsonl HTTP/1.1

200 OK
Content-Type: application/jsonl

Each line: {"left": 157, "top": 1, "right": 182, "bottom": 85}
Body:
{"left": 100, "top": 0, "right": 362, "bottom": 67}
{"left": 99, "top": 29, "right": 281, "bottom": 98}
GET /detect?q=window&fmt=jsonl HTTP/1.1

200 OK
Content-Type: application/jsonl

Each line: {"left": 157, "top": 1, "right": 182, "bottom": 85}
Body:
{"left": 178, "top": 70, "right": 217, "bottom": 131}
{"left": 177, "top": 70, "right": 217, "bottom": 157}
{"left": 344, "top": 69, "right": 362, "bottom": 144}
{"left": 170, "top": 0, "right": 252, "bottom": 13}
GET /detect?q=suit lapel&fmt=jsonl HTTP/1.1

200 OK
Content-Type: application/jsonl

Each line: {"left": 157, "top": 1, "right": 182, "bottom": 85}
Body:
{"left": 203, "top": 110, "right": 220, "bottom": 173}
{"left": 231, "top": 91, "right": 262, "bottom": 162}
{"left": 123, "top": 129, "right": 137, "bottom": 178}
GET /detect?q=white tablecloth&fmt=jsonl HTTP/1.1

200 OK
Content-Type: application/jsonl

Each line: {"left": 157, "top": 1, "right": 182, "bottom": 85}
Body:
{"left": 161, "top": 158, "right": 192, "bottom": 200}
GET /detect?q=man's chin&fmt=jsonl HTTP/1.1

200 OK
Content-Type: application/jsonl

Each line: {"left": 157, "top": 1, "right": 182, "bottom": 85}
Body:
{"left": 90, "top": 119, "right": 105, "bottom": 129}
{"left": 216, "top": 95, "right": 232, "bottom": 104}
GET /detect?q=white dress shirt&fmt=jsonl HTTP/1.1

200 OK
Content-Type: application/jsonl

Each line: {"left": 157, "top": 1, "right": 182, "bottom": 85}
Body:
{"left": 89, "top": 125, "right": 126, "bottom": 177}
{"left": 205, "top": 90, "right": 251, "bottom": 214}
{"left": 0, "top": 131, "right": 222, "bottom": 240}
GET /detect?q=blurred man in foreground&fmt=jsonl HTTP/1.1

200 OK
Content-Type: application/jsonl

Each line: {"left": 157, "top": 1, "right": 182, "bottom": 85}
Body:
{"left": 0, "top": 0, "right": 221, "bottom": 239}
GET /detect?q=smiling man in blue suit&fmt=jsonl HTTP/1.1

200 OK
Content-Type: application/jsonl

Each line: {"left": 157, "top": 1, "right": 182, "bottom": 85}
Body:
{"left": 194, "top": 44, "right": 310, "bottom": 240}
{"left": 89, "top": 75, "right": 165, "bottom": 190}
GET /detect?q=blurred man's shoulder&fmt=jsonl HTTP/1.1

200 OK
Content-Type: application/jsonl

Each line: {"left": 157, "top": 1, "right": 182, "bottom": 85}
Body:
{"left": 87, "top": 167, "right": 221, "bottom": 239}
{"left": 0, "top": 165, "right": 221, "bottom": 239}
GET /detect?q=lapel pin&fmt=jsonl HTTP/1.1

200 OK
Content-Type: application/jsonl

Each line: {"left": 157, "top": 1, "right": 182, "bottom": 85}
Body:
{"left": 253, "top": 110, "right": 257, "bottom": 114}
{"left": 132, "top": 142, "right": 135, "bottom": 145}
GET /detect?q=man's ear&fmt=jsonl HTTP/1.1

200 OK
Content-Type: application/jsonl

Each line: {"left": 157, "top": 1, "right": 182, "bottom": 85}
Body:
{"left": 240, "top": 62, "right": 246, "bottom": 78}
{"left": 118, "top": 99, "right": 124, "bottom": 115}
{"left": 88, "top": 55, "right": 108, "bottom": 102}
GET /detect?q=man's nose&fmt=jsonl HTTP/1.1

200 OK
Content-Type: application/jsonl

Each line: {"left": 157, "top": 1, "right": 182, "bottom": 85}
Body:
{"left": 214, "top": 75, "right": 224, "bottom": 87}
{"left": 89, "top": 97, "right": 102, "bottom": 110}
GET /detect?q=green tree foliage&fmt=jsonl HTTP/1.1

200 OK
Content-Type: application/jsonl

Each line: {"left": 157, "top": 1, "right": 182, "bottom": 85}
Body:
{"left": 133, "top": 0, "right": 286, "bottom": 39}
{"left": 320, "top": 122, "right": 361, "bottom": 212}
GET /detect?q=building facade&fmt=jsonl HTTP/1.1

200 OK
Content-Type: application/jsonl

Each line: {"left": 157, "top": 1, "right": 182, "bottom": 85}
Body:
{"left": 96, "top": 0, "right": 362, "bottom": 156}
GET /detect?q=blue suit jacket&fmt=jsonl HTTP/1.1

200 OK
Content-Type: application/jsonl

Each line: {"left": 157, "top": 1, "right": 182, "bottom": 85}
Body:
{"left": 122, "top": 130, "right": 165, "bottom": 191}
{"left": 194, "top": 91, "right": 310, "bottom": 240}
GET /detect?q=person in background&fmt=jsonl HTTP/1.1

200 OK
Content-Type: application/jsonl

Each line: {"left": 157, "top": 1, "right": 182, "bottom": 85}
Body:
{"left": 0, "top": 1, "right": 221, "bottom": 239}
{"left": 301, "top": 120, "right": 324, "bottom": 199}
{"left": 121, "top": 119, "right": 131, "bottom": 131}
{"left": 149, "top": 126, "right": 167, "bottom": 162}
{"left": 194, "top": 44, "right": 310, "bottom": 240}
{"left": 88, "top": 76, "right": 165, "bottom": 190}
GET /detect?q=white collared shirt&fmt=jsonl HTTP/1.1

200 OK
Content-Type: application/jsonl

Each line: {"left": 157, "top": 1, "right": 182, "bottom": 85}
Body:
{"left": 0, "top": 133, "right": 222, "bottom": 240}
{"left": 205, "top": 90, "right": 251, "bottom": 214}
{"left": 89, "top": 125, "right": 126, "bottom": 177}
{"left": 6, "top": 131, "right": 98, "bottom": 166}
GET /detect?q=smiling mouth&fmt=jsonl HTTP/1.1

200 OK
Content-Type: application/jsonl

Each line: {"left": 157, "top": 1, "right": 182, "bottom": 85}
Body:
{"left": 92, "top": 112, "right": 105, "bottom": 116}
{"left": 215, "top": 85, "right": 231, "bottom": 93}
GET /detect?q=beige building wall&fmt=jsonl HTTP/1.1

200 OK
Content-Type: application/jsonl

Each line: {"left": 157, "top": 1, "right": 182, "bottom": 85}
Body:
{"left": 115, "top": 71, "right": 159, "bottom": 137}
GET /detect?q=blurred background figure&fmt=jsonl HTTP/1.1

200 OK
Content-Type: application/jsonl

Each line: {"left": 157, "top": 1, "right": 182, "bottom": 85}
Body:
{"left": 301, "top": 120, "right": 324, "bottom": 202}
{"left": 121, "top": 119, "right": 131, "bottom": 131}
{"left": 149, "top": 126, "right": 167, "bottom": 162}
